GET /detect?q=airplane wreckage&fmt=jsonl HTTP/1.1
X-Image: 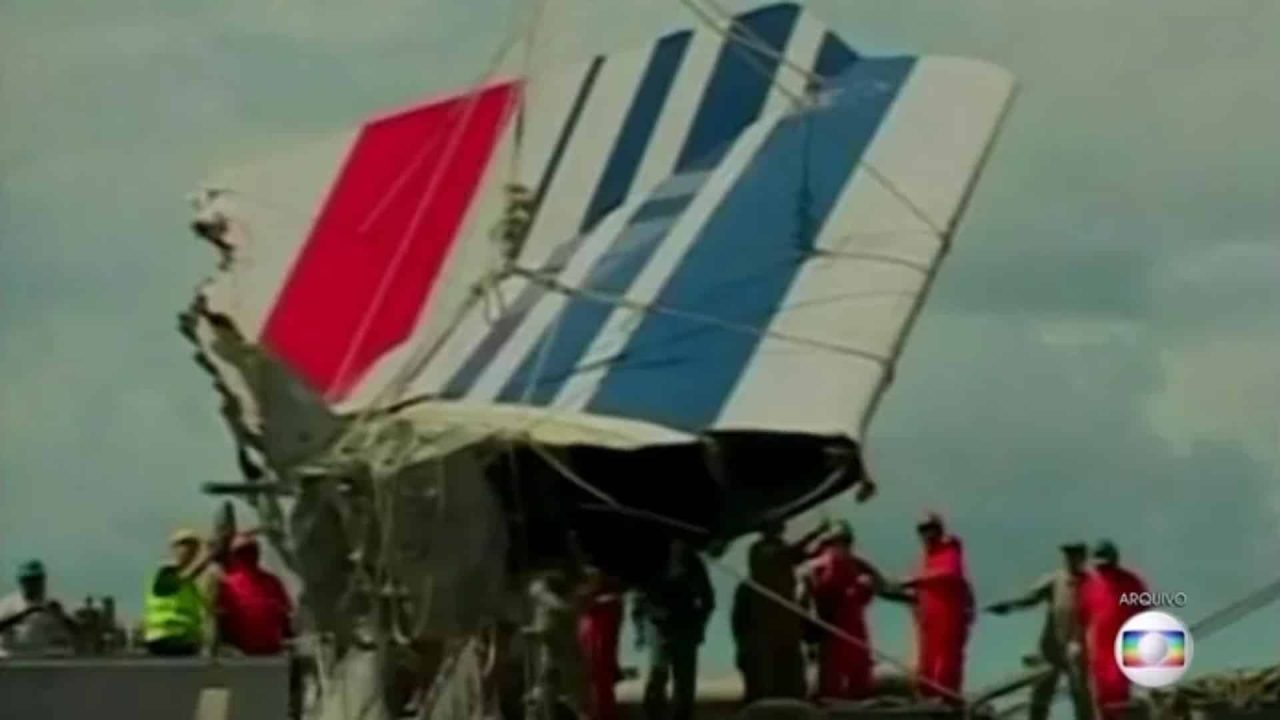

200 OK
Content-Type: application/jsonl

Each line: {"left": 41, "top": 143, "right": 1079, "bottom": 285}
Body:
{"left": 178, "top": 3, "right": 1280, "bottom": 719}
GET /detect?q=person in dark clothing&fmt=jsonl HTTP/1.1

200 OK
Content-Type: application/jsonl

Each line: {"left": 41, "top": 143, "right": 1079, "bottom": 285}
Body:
{"left": 634, "top": 539, "right": 714, "bottom": 720}
{"left": 736, "top": 520, "right": 829, "bottom": 702}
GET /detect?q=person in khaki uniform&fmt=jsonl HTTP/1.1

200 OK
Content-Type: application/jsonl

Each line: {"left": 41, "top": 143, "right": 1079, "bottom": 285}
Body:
{"left": 985, "top": 543, "right": 1092, "bottom": 720}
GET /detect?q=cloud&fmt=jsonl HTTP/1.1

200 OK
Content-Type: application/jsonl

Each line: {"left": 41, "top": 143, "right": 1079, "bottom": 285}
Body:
{"left": 1148, "top": 337, "right": 1280, "bottom": 467}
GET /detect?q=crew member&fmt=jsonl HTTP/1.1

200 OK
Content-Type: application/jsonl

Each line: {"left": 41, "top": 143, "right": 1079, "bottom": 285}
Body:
{"left": 143, "top": 529, "right": 220, "bottom": 656}
{"left": 986, "top": 543, "right": 1092, "bottom": 720}
{"left": 737, "top": 519, "right": 829, "bottom": 700}
{"left": 898, "top": 513, "right": 973, "bottom": 701}
{"left": 578, "top": 566, "right": 623, "bottom": 720}
{"left": 215, "top": 534, "right": 292, "bottom": 655}
{"left": 635, "top": 539, "right": 714, "bottom": 720}
{"left": 1080, "top": 540, "right": 1147, "bottom": 719}
{"left": 0, "top": 560, "right": 76, "bottom": 657}
{"left": 806, "top": 521, "right": 888, "bottom": 700}
{"left": 529, "top": 565, "right": 588, "bottom": 719}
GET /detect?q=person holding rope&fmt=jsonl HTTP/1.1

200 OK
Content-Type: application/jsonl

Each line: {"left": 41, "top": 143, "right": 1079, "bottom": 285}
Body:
{"left": 889, "top": 512, "right": 974, "bottom": 702}
{"left": 986, "top": 543, "right": 1092, "bottom": 720}
{"left": 804, "top": 521, "right": 891, "bottom": 700}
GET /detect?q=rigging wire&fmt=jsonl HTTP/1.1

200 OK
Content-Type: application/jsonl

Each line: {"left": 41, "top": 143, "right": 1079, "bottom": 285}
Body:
{"left": 676, "top": 0, "right": 824, "bottom": 99}
{"left": 673, "top": 0, "right": 949, "bottom": 242}
{"left": 328, "top": 0, "right": 554, "bottom": 444}
{"left": 329, "top": 92, "right": 493, "bottom": 398}
{"left": 357, "top": 16, "right": 527, "bottom": 235}
{"left": 1190, "top": 576, "right": 1280, "bottom": 640}
{"left": 509, "top": 0, "right": 552, "bottom": 183}
{"left": 673, "top": 0, "right": 810, "bottom": 110}
{"left": 330, "top": 0, "right": 553, "bottom": 399}
{"left": 510, "top": 265, "right": 890, "bottom": 365}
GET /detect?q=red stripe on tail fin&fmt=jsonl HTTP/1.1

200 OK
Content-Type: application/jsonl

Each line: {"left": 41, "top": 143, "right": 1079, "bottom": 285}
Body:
{"left": 262, "top": 81, "right": 519, "bottom": 400}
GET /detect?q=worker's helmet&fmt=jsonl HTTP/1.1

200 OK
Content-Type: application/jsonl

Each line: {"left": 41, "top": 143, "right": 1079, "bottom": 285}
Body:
{"left": 1093, "top": 540, "right": 1119, "bottom": 562}
{"left": 1060, "top": 542, "right": 1087, "bottom": 557}
{"left": 17, "top": 560, "right": 45, "bottom": 580}
{"left": 831, "top": 520, "right": 854, "bottom": 542}
{"left": 169, "top": 528, "right": 200, "bottom": 547}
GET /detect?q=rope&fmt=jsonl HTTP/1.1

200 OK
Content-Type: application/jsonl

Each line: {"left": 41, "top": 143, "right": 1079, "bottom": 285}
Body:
{"left": 680, "top": 0, "right": 952, "bottom": 243}
{"left": 677, "top": 0, "right": 824, "bottom": 98}
{"left": 330, "top": 91, "right": 494, "bottom": 397}
{"left": 510, "top": 266, "right": 889, "bottom": 365}
{"left": 673, "top": 0, "right": 811, "bottom": 110}
{"left": 577, "top": 503, "right": 709, "bottom": 537}
{"left": 330, "top": 0, "right": 550, "bottom": 448}
{"left": 334, "top": 0, "right": 552, "bottom": 418}
{"left": 357, "top": 20, "right": 526, "bottom": 235}
{"left": 329, "top": 0, "right": 551, "bottom": 398}
{"left": 1191, "top": 576, "right": 1280, "bottom": 639}
{"left": 860, "top": 163, "right": 949, "bottom": 240}
{"left": 701, "top": 0, "right": 827, "bottom": 93}
{"left": 509, "top": 0, "right": 552, "bottom": 184}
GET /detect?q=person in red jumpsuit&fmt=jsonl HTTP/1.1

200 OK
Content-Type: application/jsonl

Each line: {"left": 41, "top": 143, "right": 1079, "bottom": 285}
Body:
{"left": 577, "top": 567, "right": 623, "bottom": 720}
{"left": 214, "top": 534, "right": 292, "bottom": 656}
{"left": 895, "top": 513, "right": 973, "bottom": 702}
{"left": 805, "top": 521, "right": 888, "bottom": 700}
{"left": 1079, "top": 540, "right": 1147, "bottom": 720}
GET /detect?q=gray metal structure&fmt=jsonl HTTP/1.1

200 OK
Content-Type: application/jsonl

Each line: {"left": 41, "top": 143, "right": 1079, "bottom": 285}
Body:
{"left": 0, "top": 657, "right": 289, "bottom": 720}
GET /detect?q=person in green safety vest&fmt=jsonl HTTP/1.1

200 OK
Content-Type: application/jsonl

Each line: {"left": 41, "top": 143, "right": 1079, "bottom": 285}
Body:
{"left": 143, "top": 529, "right": 224, "bottom": 656}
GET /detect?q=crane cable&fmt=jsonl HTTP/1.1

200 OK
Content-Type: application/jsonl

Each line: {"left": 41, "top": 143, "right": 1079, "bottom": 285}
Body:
{"left": 330, "top": 0, "right": 551, "bottom": 447}
{"left": 673, "top": 0, "right": 810, "bottom": 110}
{"left": 1190, "top": 575, "right": 1280, "bottom": 640}
{"left": 677, "top": 0, "right": 825, "bottom": 96}
{"left": 673, "top": 0, "right": 948, "bottom": 243}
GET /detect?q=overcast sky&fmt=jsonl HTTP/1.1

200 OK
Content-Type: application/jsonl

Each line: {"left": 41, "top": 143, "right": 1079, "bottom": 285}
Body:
{"left": 2, "top": 0, "right": 1278, "bottom": 703}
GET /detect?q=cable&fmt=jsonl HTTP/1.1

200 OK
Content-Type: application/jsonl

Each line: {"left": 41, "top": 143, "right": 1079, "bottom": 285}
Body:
{"left": 329, "top": 0, "right": 551, "bottom": 399}
{"left": 680, "top": 0, "right": 952, "bottom": 242}
{"left": 698, "top": 0, "right": 827, "bottom": 92}
{"left": 677, "top": 0, "right": 824, "bottom": 99}
{"left": 511, "top": 265, "right": 890, "bottom": 365}
{"left": 673, "top": 0, "right": 811, "bottom": 110}
{"left": 357, "top": 18, "right": 527, "bottom": 235}
{"left": 1192, "top": 576, "right": 1280, "bottom": 639}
